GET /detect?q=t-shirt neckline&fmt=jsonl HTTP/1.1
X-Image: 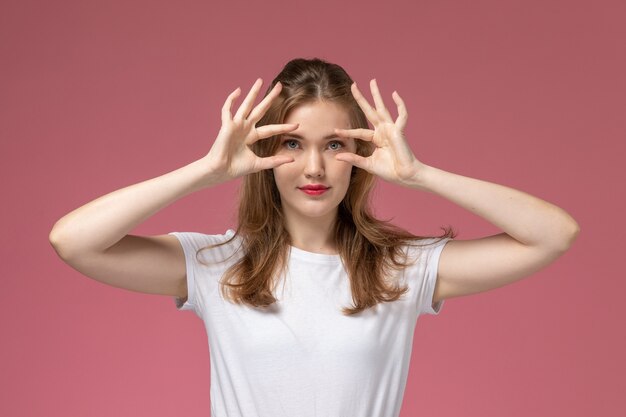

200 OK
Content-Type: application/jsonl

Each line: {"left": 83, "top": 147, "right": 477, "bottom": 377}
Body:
{"left": 225, "top": 229, "right": 342, "bottom": 264}
{"left": 288, "top": 245, "right": 342, "bottom": 263}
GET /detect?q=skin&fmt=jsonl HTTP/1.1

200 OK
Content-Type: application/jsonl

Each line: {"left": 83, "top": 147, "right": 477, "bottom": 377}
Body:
{"left": 334, "top": 79, "right": 579, "bottom": 304}
{"left": 49, "top": 76, "right": 579, "bottom": 305}
{"left": 272, "top": 101, "right": 357, "bottom": 254}
{"left": 206, "top": 77, "right": 580, "bottom": 304}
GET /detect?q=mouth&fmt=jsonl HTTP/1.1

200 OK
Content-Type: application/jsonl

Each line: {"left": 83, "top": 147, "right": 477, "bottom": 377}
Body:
{"left": 298, "top": 185, "right": 330, "bottom": 196}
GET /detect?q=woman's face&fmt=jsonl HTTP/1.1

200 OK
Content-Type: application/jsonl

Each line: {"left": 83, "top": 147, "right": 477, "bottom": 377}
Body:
{"left": 272, "top": 100, "right": 357, "bottom": 224}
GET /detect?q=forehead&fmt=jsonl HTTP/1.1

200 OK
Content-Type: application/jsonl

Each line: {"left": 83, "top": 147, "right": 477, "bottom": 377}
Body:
{"left": 284, "top": 101, "right": 351, "bottom": 134}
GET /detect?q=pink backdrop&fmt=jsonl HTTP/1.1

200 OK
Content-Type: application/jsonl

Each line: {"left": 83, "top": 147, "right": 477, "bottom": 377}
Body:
{"left": 2, "top": 0, "right": 623, "bottom": 415}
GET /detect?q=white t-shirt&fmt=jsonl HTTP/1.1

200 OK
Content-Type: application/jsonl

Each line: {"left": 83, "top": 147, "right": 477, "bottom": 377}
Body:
{"left": 169, "top": 229, "right": 451, "bottom": 417}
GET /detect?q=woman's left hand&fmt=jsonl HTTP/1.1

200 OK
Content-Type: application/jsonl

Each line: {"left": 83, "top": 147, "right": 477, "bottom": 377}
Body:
{"left": 334, "top": 79, "right": 426, "bottom": 187}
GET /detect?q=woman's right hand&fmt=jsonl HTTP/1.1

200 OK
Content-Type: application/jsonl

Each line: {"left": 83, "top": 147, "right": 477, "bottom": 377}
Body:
{"left": 202, "top": 78, "right": 299, "bottom": 185}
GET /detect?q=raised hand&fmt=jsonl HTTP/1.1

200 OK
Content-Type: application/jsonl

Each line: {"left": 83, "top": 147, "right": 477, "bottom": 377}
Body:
{"left": 203, "top": 78, "right": 299, "bottom": 184}
{"left": 333, "top": 79, "right": 427, "bottom": 186}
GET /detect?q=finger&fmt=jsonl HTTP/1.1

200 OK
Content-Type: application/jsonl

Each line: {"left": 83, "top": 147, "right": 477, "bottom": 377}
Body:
{"left": 252, "top": 123, "right": 299, "bottom": 144}
{"left": 234, "top": 78, "right": 263, "bottom": 121}
{"left": 256, "top": 155, "right": 294, "bottom": 171}
{"left": 221, "top": 87, "right": 241, "bottom": 125}
{"left": 392, "top": 90, "right": 408, "bottom": 130}
{"left": 350, "top": 82, "right": 380, "bottom": 124}
{"left": 334, "top": 127, "right": 375, "bottom": 142}
{"left": 334, "top": 152, "right": 369, "bottom": 170}
{"left": 248, "top": 81, "right": 283, "bottom": 122}
{"left": 370, "top": 79, "right": 393, "bottom": 121}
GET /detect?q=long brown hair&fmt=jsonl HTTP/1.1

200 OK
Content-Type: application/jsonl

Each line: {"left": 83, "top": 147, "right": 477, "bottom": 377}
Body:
{"left": 199, "top": 57, "right": 455, "bottom": 315}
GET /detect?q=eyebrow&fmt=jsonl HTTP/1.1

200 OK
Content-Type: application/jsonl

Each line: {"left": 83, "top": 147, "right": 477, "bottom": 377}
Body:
{"left": 283, "top": 133, "right": 340, "bottom": 140}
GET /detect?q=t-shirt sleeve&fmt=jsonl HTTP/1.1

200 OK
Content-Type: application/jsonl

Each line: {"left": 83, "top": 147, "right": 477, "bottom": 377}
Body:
{"left": 412, "top": 237, "right": 453, "bottom": 316}
{"left": 167, "top": 230, "right": 236, "bottom": 318}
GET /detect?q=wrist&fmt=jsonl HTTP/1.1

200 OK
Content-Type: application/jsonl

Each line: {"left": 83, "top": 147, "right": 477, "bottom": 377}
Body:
{"left": 190, "top": 156, "right": 229, "bottom": 190}
{"left": 405, "top": 163, "right": 437, "bottom": 192}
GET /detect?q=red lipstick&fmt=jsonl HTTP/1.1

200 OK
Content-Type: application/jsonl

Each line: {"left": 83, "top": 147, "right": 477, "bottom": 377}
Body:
{"left": 298, "top": 184, "right": 330, "bottom": 196}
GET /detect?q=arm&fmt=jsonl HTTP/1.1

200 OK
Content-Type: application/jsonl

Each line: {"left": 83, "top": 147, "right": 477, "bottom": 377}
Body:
{"left": 50, "top": 158, "right": 216, "bottom": 257}
{"left": 408, "top": 165, "right": 580, "bottom": 303}
{"left": 49, "top": 78, "right": 298, "bottom": 297}
{"left": 334, "top": 78, "right": 580, "bottom": 303}
{"left": 49, "top": 158, "right": 219, "bottom": 297}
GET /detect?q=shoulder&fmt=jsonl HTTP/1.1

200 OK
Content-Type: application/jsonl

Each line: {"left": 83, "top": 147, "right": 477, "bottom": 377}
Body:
{"left": 399, "top": 236, "right": 453, "bottom": 274}
{"left": 168, "top": 229, "right": 242, "bottom": 259}
{"left": 404, "top": 236, "right": 453, "bottom": 257}
{"left": 168, "top": 228, "right": 236, "bottom": 243}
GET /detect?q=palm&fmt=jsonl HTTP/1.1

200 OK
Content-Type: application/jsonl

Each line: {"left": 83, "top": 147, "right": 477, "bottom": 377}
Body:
{"left": 212, "top": 122, "right": 261, "bottom": 178}
{"left": 369, "top": 123, "right": 419, "bottom": 182}
{"left": 203, "top": 79, "right": 299, "bottom": 184}
{"left": 335, "top": 79, "right": 425, "bottom": 186}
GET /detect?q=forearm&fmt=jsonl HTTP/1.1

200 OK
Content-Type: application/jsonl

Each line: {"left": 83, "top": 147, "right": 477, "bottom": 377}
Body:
{"left": 49, "top": 156, "right": 219, "bottom": 256}
{"left": 409, "top": 164, "right": 580, "bottom": 250}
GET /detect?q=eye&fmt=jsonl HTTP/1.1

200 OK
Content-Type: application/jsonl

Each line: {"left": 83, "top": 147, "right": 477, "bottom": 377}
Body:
{"left": 328, "top": 141, "right": 344, "bottom": 151}
{"left": 283, "top": 139, "right": 300, "bottom": 150}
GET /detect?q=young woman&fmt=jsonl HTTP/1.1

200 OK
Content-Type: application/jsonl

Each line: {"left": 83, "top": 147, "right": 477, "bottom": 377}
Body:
{"left": 49, "top": 57, "right": 580, "bottom": 417}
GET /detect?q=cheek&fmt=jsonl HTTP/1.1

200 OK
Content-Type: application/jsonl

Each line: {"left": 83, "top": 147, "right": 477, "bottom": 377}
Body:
{"left": 332, "top": 164, "right": 354, "bottom": 189}
{"left": 333, "top": 156, "right": 354, "bottom": 174}
{"left": 272, "top": 168, "right": 285, "bottom": 187}
{"left": 272, "top": 164, "right": 297, "bottom": 187}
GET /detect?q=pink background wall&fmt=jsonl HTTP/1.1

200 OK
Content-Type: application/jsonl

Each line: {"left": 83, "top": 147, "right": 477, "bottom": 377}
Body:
{"left": 2, "top": 0, "right": 623, "bottom": 415}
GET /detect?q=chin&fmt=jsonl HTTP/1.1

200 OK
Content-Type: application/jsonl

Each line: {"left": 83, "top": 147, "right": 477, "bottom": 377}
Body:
{"left": 286, "top": 203, "right": 339, "bottom": 220}
{"left": 298, "top": 209, "right": 336, "bottom": 219}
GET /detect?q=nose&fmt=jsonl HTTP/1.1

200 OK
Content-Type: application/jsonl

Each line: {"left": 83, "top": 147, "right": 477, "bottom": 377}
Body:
{"left": 304, "top": 148, "right": 324, "bottom": 178}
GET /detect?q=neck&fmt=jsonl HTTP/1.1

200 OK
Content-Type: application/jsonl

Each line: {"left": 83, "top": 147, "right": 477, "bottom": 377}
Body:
{"left": 282, "top": 209, "right": 338, "bottom": 255}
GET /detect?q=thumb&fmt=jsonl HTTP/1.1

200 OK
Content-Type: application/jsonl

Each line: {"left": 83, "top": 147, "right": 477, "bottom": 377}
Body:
{"left": 335, "top": 152, "right": 368, "bottom": 170}
{"left": 256, "top": 155, "right": 294, "bottom": 171}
